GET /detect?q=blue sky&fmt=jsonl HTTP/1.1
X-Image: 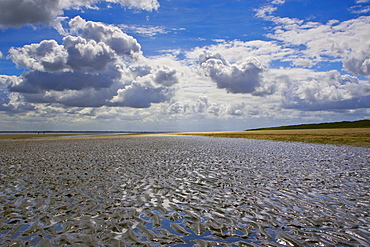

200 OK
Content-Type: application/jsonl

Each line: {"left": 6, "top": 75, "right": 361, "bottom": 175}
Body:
{"left": 0, "top": 0, "right": 370, "bottom": 131}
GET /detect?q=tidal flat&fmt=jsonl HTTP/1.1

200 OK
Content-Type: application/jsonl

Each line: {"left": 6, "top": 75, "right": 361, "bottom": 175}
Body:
{"left": 0, "top": 135, "right": 369, "bottom": 246}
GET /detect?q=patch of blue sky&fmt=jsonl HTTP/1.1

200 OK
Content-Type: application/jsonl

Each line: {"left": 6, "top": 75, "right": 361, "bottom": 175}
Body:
{"left": 88, "top": 0, "right": 271, "bottom": 56}
{"left": 1, "top": 26, "right": 62, "bottom": 76}
{"left": 273, "top": 0, "right": 358, "bottom": 23}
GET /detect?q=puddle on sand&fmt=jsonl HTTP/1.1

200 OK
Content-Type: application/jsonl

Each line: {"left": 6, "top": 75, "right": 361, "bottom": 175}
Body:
{"left": 0, "top": 136, "right": 369, "bottom": 246}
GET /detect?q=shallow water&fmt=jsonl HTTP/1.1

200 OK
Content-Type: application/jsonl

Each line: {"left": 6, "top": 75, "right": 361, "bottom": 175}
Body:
{"left": 0, "top": 136, "right": 369, "bottom": 246}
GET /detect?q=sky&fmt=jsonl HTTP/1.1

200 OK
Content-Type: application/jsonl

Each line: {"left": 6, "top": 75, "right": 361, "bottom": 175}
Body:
{"left": 0, "top": 0, "right": 370, "bottom": 131}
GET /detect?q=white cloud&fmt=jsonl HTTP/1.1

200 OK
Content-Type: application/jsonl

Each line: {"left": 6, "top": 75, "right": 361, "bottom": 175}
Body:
{"left": 9, "top": 16, "right": 142, "bottom": 74}
{"left": 255, "top": 0, "right": 370, "bottom": 80}
{"left": 152, "top": 66, "right": 179, "bottom": 87}
{"left": 187, "top": 39, "right": 293, "bottom": 66}
{"left": 2, "top": 2, "right": 370, "bottom": 129}
{"left": 119, "top": 24, "right": 168, "bottom": 37}
{"left": 68, "top": 16, "right": 141, "bottom": 58}
{"left": 0, "top": 0, "right": 159, "bottom": 27}
{"left": 193, "top": 96, "right": 209, "bottom": 113}
{"left": 271, "top": 0, "right": 285, "bottom": 4}
{"left": 278, "top": 69, "right": 370, "bottom": 111}
{"left": 110, "top": 81, "right": 174, "bottom": 108}
{"left": 262, "top": 10, "right": 370, "bottom": 77}
{"left": 199, "top": 51, "right": 273, "bottom": 95}
{"left": 227, "top": 102, "right": 246, "bottom": 116}
{"left": 3, "top": 17, "right": 179, "bottom": 109}
{"left": 350, "top": 0, "right": 370, "bottom": 14}
{"left": 255, "top": 5, "right": 277, "bottom": 19}
{"left": 0, "top": 75, "right": 34, "bottom": 113}
{"left": 213, "top": 39, "right": 226, "bottom": 43}
{"left": 107, "top": 0, "right": 159, "bottom": 11}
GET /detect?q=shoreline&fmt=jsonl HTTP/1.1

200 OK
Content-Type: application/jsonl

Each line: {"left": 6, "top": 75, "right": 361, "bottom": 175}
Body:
{"left": 167, "top": 128, "right": 370, "bottom": 148}
{"left": 0, "top": 128, "right": 369, "bottom": 147}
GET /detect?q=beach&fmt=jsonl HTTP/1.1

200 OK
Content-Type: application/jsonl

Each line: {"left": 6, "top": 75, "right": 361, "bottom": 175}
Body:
{"left": 0, "top": 135, "right": 369, "bottom": 246}
{"left": 172, "top": 128, "right": 370, "bottom": 148}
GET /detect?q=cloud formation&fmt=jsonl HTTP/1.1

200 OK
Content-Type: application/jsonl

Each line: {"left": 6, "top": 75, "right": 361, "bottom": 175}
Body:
{"left": 3, "top": 17, "right": 178, "bottom": 109}
{"left": 119, "top": 24, "right": 169, "bottom": 37}
{"left": 110, "top": 81, "right": 174, "bottom": 108}
{"left": 281, "top": 70, "right": 370, "bottom": 111}
{"left": 259, "top": 4, "right": 370, "bottom": 78}
{"left": 0, "top": 0, "right": 159, "bottom": 27}
{"left": 252, "top": 2, "right": 370, "bottom": 112}
{"left": 199, "top": 52, "right": 272, "bottom": 95}
{"left": 1, "top": 0, "right": 370, "bottom": 131}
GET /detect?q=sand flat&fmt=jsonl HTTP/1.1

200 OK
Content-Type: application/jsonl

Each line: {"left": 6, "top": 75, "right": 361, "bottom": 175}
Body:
{"left": 0, "top": 135, "right": 369, "bottom": 246}
{"left": 172, "top": 128, "right": 370, "bottom": 147}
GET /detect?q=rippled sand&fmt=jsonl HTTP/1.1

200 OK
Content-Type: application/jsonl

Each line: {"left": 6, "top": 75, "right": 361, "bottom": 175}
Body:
{"left": 0, "top": 136, "right": 369, "bottom": 246}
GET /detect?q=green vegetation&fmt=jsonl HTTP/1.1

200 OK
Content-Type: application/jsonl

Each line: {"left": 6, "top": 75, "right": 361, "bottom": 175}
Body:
{"left": 249, "top": 120, "right": 370, "bottom": 131}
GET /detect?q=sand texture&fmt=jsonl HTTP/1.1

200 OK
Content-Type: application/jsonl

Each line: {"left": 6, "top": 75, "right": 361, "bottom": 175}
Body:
{"left": 0, "top": 135, "right": 369, "bottom": 246}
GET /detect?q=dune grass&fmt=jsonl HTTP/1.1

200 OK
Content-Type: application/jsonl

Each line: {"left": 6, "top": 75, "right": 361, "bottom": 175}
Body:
{"left": 171, "top": 128, "right": 370, "bottom": 148}
{"left": 252, "top": 119, "right": 370, "bottom": 130}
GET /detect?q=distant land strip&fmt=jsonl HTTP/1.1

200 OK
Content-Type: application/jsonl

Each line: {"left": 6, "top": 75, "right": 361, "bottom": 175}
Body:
{"left": 249, "top": 119, "right": 370, "bottom": 130}
{"left": 0, "top": 132, "right": 149, "bottom": 140}
{"left": 171, "top": 120, "right": 370, "bottom": 148}
{"left": 1, "top": 120, "right": 369, "bottom": 147}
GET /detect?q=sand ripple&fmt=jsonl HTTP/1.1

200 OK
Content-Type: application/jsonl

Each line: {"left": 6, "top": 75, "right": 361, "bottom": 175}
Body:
{"left": 0, "top": 136, "right": 369, "bottom": 246}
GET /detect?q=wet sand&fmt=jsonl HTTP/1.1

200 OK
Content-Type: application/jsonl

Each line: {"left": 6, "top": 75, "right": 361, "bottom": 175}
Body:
{"left": 0, "top": 135, "right": 369, "bottom": 246}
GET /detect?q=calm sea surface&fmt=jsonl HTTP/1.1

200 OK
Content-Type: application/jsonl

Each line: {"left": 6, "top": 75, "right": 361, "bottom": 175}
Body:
{"left": 0, "top": 136, "right": 369, "bottom": 246}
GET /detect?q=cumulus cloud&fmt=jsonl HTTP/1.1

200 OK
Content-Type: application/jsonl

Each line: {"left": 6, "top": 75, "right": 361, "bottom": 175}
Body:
{"left": 251, "top": 2, "right": 370, "bottom": 113}
{"left": 0, "top": 75, "right": 34, "bottom": 113}
{"left": 281, "top": 70, "right": 370, "bottom": 111}
{"left": 0, "top": 0, "right": 63, "bottom": 27}
{"left": 9, "top": 17, "right": 142, "bottom": 73}
{"left": 0, "top": 0, "right": 159, "bottom": 27}
{"left": 152, "top": 66, "right": 179, "bottom": 86}
{"left": 343, "top": 42, "right": 370, "bottom": 77}
{"left": 110, "top": 81, "right": 174, "bottom": 108}
{"left": 163, "top": 97, "right": 214, "bottom": 116}
{"left": 188, "top": 40, "right": 292, "bottom": 68}
{"left": 10, "top": 71, "right": 115, "bottom": 93}
{"left": 3, "top": 17, "right": 179, "bottom": 109}
{"left": 227, "top": 103, "right": 246, "bottom": 116}
{"left": 199, "top": 51, "right": 270, "bottom": 95}
{"left": 164, "top": 100, "right": 185, "bottom": 115}
{"left": 9, "top": 40, "right": 68, "bottom": 72}
{"left": 68, "top": 16, "right": 141, "bottom": 58}
{"left": 162, "top": 96, "right": 251, "bottom": 118}
{"left": 109, "top": 63, "right": 180, "bottom": 108}
{"left": 7, "top": 17, "right": 140, "bottom": 95}
{"left": 192, "top": 96, "right": 208, "bottom": 113}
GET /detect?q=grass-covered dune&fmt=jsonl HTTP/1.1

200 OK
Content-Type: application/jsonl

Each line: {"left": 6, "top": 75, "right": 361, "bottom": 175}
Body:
{"left": 251, "top": 119, "right": 370, "bottom": 130}
{"left": 173, "top": 120, "right": 370, "bottom": 148}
